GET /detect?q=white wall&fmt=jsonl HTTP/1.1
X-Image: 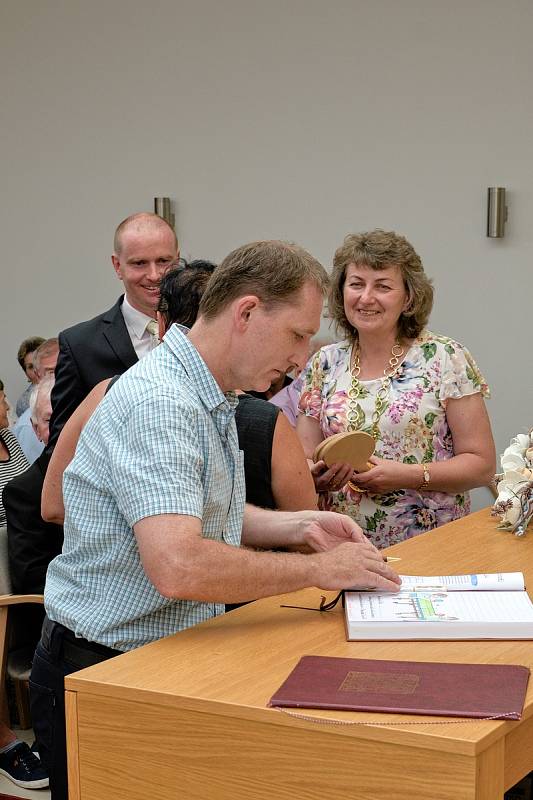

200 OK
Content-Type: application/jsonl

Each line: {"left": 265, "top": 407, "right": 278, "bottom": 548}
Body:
{"left": 2, "top": 0, "right": 532, "bottom": 507}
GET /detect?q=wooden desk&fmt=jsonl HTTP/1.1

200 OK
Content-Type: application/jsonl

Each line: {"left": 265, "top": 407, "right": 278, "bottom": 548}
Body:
{"left": 65, "top": 509, "right": 533, "bottom": 800}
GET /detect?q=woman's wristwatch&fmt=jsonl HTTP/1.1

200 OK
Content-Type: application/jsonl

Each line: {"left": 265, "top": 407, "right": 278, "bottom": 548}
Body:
{"left": 417, "top": 463, "right": 431, "bottom": 491}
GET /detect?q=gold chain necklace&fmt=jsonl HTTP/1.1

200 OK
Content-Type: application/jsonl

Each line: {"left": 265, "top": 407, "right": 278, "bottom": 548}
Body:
{"left": 348, "top": 341, "right": 405, "bottom": 440}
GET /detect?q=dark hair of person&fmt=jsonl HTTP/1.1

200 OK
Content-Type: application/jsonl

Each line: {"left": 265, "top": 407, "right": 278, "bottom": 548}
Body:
{"left": 158, "top": 263, "right": 217, "bottom": 328}
{"left": 187, "top": 259, "right": 217, "bottom": 273}
{"left": 17, "top": 337, "right": 46, "bottom": 371}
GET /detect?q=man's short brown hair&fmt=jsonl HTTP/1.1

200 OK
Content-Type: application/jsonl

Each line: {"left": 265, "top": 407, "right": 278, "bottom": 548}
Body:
{"left": 198, "top": 240, "right": 329, "bottom": 319}
{"left": 17, "top": 336, "right": 45, "bottom": 371}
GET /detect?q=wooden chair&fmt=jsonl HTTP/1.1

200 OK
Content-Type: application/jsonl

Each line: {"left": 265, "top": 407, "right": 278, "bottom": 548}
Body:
{"left": 0, "top": 525, "right": 44, "bottom": 728}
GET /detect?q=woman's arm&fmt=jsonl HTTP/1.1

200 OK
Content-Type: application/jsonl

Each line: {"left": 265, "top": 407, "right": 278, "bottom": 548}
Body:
{"left": 296, "top": 413, "right": 323, "bottom": 459}
{"left": 41, "top": 379, "right": 111, "bottom": 523}
{"left": 271, "top": 411, "right": 317, "bottom": 510}
{"left": 350, "top": 393, "right": 496, "bottom": 494}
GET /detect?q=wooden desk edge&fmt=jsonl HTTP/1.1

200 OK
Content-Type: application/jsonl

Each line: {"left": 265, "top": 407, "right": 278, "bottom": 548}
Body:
{"left": 65, "top": 669, "right": 516, "bottom": 758}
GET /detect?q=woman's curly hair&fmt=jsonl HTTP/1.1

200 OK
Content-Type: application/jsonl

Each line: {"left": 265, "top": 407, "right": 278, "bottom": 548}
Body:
{"left": 328, "top": 229, "right": 434, "bottom": 341}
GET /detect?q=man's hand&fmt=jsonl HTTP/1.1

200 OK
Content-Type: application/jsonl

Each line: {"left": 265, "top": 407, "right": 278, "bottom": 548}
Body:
{"left": 314, "top": 541, "right": 402, "bottom": 592}
{"left": 298, "top": 509, "right": 368, "bottom": 552}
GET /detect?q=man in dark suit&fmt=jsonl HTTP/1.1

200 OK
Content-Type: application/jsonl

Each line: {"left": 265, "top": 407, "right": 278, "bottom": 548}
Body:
{"left": 48, "top": 211, "right": 179, "bottom": 447}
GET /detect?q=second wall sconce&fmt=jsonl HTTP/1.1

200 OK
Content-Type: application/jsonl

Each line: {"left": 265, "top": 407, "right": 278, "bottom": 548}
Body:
{"left": 487, "top": 187, "right": 508, "bottom": 238}
{"left": 154, "top": 197, "right": 175, "bottom": 231}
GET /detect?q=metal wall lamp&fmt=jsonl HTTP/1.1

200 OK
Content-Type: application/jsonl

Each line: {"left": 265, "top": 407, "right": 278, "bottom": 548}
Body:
{"left": 154, "top": 197, "right": 175, "bottom": 231}
{"left": 487, "top": 187, "right": 508, "bottom": 238}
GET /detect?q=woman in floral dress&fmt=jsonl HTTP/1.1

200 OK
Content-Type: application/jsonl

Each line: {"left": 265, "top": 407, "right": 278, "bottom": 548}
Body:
{"left": 297, "top": 230, "right": 496, "bottom": 547}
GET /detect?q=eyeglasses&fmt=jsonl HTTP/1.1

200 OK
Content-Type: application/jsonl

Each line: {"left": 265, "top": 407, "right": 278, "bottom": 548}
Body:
{"left": 280, "top": 590, "right": 344, "bottom": 613}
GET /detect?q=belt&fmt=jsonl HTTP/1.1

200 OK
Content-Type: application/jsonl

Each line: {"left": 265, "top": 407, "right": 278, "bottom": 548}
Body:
{"left": 41, "top": 616, "right": 121, "bottom": 670}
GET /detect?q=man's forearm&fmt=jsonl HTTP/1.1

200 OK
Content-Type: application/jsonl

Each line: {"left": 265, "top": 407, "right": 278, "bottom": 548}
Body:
{"left": 135, "top": 511, "right": 397, "bottom": 603}
{"left": 146, "top": 535, "right": 398, "bottom": 603}
{"left": 152, "top": 534, "right": 320, "bottom": 602}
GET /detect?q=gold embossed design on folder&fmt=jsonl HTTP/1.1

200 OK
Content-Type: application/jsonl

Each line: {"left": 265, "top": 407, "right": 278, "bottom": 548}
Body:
{"left": 339, "top": 671, "right": 420, "bottom": 695}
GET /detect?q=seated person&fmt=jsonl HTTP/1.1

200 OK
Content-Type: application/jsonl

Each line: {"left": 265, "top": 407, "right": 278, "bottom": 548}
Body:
{"left": 5, "top": 376, "right": 63, "bottom": 596}
{"left": 0, "top": 378, "right": 48, "bottom": 789}
{"left": 14, "top": 336, "right": 45, "bottom": 417}
{"left": 0, "top": 379, "right": 28, "bottom": 526}
{"left": 12, "top": 338, "right": 59, "bottom": 463}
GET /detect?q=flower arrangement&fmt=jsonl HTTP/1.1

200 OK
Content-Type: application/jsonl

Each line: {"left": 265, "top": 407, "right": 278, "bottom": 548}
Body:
{"left": 492, "top": 430, "right": 533, "bottom": 536}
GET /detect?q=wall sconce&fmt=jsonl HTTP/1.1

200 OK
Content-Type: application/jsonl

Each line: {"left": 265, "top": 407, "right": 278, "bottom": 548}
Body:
{"left": 154, "top": 197, "right": 175, "bottom": 231}
{"left": 486, "top": 187, "right": 508, "bottom": 238}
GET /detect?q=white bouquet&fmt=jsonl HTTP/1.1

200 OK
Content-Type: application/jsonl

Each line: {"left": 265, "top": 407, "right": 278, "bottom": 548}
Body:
{"left": 492, "top": 431, "right": 533, "bottom": 536}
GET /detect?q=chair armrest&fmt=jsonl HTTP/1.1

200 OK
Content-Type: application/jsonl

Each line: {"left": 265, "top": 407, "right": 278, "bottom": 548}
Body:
{"left": 0, "top": 594, "right": 44, "bottom": 607}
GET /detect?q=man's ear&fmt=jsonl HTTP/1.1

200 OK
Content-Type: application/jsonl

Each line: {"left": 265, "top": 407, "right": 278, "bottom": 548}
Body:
{"left": 233, "top": 295, "right": 261, "bottom": 331}
{"left": 111, "top": 254, "right": 122, "bottom": 279}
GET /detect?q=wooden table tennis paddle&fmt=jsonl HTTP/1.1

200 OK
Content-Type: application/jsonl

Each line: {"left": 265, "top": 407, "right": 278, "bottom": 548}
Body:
{"left": 313, "top": 431, "right": 375, "bottom": 472}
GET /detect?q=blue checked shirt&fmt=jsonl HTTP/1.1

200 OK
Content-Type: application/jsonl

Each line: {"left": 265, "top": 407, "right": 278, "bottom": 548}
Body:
{"left": 45, "top": 325, "right": 245, "bottom": 651}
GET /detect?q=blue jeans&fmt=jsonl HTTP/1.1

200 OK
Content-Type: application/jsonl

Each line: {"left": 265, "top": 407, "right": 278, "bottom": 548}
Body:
{"left": 29, "top": 617, "right": 120, "bottom": 800}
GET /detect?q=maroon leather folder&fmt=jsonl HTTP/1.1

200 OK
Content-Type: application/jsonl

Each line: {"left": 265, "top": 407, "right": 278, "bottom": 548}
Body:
{"left": 268, "top": 656, "right": 530, "bottom": 719}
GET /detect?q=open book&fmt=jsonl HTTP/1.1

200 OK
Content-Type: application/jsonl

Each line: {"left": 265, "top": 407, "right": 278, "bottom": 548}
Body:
{"left": 345, "top": 572, "right": 533, "bottom": 640}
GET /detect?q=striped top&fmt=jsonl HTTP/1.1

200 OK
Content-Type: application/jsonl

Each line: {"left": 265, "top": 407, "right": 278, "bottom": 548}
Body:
{"left": 0, "top": 429, "right": 29, "bottom": 525}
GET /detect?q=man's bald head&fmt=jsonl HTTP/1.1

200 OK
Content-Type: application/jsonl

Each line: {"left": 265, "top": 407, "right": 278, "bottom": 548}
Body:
{"left": 113, "top": 212, "right": 178, "bottom": 256}
{"left": 111, "top": 212, "right": 179, "bottom": 316}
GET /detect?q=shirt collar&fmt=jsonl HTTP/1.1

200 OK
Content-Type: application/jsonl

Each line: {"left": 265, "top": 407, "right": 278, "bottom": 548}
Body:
{"left": 121, "top": 295, "right": 156, "bottom": 339}
{"left": 163, "top": 324, "right": 238, "bottom": 413}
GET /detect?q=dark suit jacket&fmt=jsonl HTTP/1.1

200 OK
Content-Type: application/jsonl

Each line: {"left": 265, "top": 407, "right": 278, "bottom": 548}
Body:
{"left": 48, "top": 296, "right": 138, "bottom": 447}
{"left": 3, "top": 451, "right": 63, "bottom": 595}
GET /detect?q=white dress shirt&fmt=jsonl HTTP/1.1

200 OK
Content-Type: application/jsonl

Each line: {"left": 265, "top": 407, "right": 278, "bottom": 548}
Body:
{"left": 11, "top": 408, "right": 44, "bottom": 463}
{"left": 121, "top": 296, "right": 159, "bottom": 359}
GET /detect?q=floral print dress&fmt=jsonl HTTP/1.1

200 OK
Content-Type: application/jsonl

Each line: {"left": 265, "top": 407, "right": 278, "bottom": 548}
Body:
{"left": 299, "top": 330, "right": 490, "bottom": 547}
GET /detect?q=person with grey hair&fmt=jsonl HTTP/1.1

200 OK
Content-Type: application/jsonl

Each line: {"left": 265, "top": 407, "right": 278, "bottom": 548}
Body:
{"left": 29, "top": 375, "right": 54, "bottom": 448}
{"left": 12, "top": 339, "right": 58, "bottom": 463}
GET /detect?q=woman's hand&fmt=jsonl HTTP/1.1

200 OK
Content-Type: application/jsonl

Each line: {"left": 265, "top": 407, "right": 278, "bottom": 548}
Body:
{"left": 348, "top": 456, "right": 421, "bottom": 494}
{"left": 310, "top": 459, "right": 355, "bottom": 493}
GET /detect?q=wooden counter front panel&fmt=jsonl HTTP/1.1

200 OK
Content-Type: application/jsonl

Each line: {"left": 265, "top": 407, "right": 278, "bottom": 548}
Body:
{"left": 504, "top": 712, "right": 533, "bottom": 789}
{"left": 73, "top": 692, "right": 501, "bottom": 800}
